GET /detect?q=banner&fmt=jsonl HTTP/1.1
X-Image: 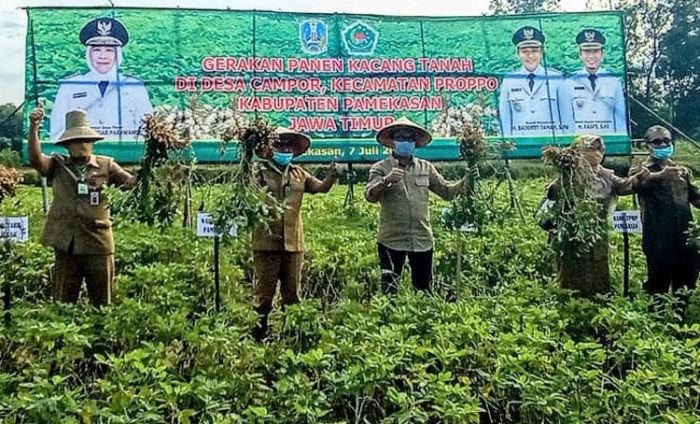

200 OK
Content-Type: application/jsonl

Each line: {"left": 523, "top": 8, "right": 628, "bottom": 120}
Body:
{"left": 24, "top": 7, "right": 630, "bottom": 162}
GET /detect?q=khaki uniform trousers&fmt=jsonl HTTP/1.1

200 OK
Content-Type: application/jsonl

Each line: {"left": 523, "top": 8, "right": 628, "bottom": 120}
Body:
{"left": 52, "top": 250, "right": 115, "bottom": 306}
{"left": 252, "top": 251, "right": 303, "bottom": 314}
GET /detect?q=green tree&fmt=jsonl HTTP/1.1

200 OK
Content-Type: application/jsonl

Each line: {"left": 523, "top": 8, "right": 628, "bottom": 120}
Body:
{"left": 489, "top": 0, "right": 561, "bottom": 14}
{"left": 658, "top": 0, "right": 700, "bottom": 137}
{"left": 0, "top": 103, "right": 23, "bottom": 151}
{"left": 586, "top": 0, "right": 675, "bottom": 137}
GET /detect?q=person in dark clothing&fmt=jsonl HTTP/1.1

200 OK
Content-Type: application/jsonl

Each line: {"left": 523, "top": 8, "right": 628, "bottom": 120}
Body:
{"left": 629, "top": 126, "right": 700, "bottom": 298}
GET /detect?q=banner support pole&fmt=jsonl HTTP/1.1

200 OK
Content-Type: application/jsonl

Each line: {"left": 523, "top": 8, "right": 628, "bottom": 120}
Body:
{"left": 344, "top": 162, "right": 355, "bottom": 207}
{"left": 214, "top": 235, "right": 221, "bottom": 312}
{"left": 2, "top": 241, "right": 12, "bottom": 326}
{"left": 623, "top": 231, "right": 630, "bottom": 297}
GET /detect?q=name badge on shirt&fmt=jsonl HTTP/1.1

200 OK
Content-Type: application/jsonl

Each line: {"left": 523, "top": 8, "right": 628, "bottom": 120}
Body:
{"left": 90, "top": 191, "right": 100, "bottom": 206}
{"left": 72, "top": 92, "right": 88, "bottom": 98}
{"left": 77, "top": 182, "right": 88, "bottom": 195}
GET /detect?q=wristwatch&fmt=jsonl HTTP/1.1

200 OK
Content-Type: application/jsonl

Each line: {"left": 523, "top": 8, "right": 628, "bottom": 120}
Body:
{"left": 382, "top": 176, "right": 393, "bottom": 188}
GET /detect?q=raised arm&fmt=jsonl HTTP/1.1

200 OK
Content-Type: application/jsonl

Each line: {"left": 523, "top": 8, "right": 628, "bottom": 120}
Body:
{"left": 28, "top": 105, "right": 55, "bottom": 177}
{"left": 303, "top": 162, "right": 338, "bottom": 194}
{"left": 108, "top": 158, "right": 135, "bottom": 188}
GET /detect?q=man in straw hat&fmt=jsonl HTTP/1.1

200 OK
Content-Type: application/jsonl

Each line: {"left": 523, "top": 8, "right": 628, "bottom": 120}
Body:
{"left": 251, "top": 127, "right": 339, "bottom": 341}
{"left": 365, "top": 117, "right": 466, "bottom": 295}
{"left": 28, "top": 105, "right": 134, "bottom": 306}
{"left": 628, "top": 126, "right": 700, "bottom": 300}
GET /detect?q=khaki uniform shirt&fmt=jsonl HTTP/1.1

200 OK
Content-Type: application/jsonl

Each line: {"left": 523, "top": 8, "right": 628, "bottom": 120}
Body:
{"left": 365, "top": 156, "right": 462, "bottom": 252}
{"left": 252, "top": 162, "right": 329, "bottom": 252}
{"left": 39, "top": 154, "right": 133, "bottom": 255}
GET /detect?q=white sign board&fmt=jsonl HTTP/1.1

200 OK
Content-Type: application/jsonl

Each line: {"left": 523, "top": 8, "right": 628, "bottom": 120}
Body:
{"left": 441, "top": 207, "right": 479, "bottom": 233}
{"left": 197, "top": 213, "right": 237, "bottom": 238}
{"left": 613, "top": 211, "right": 642, "bottom": 234}
{"left": 0, "top": 217, "right": 29, "bottom": 242}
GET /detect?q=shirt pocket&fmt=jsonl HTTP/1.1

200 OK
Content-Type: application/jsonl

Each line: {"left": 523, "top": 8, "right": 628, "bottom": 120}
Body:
{"left": 538, "top": 93, "right": 558, "bottom": 107}
{"left": 595, "top": 86, "right": 616, "bottom": 108}
{"left": 509, "top": 92, "right": 526, "bottom": 112}
{"left": 86, "top": 168, "right": 109, "bottom": 191}
{"left": 415, "top": 174, "right": 430, "bottom": 187}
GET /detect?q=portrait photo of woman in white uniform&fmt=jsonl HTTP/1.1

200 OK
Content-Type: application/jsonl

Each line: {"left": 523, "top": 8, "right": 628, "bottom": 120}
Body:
{"left": 50, "top": 17, "right": 153, "bottom": 141}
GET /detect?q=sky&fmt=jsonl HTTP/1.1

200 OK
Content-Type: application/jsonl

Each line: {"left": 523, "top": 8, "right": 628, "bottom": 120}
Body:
{"left": 0, "top": 0, "right": 590, "bottom": 105}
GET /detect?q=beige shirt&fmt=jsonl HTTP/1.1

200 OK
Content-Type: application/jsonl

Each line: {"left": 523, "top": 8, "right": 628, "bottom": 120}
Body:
{"left": 252, "top": 162, "right": 330, "bottom": 252}
{"left": 39, "top": 154, "right": 134, "bottom": 255}
{"left": 365, "top": 156, "right": 462, "bottom": 252}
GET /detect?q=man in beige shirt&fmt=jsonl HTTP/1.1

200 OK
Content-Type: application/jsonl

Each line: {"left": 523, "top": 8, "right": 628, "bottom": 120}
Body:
{"left": 251, "top": 127, "right": 338, "bottom": 340}
{"left": 28, "top": 105, "right": 134, "bottom": 306}
{"left": 365, "top": 117, "right": 464, "bottom": 295}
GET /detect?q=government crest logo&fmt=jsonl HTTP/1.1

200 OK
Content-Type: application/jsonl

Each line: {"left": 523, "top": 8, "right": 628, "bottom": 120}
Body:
{"left": 300, "top": 19, "right": 328, "bottom": 54}
{"left": 342, "top": 21, "right": 378, "bottom": 56}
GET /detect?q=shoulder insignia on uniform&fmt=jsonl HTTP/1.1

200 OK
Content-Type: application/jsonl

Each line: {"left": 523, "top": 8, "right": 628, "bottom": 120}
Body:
{"left": 59, "top": 73, "right": 83, "bottom": 83}
{"left": 120, "top": 75, "right": 143, "bottom": 83}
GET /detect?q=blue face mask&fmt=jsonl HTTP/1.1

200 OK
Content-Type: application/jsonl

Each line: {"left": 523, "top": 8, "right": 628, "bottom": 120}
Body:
{"left": 651, "top": 145, "right": 674, "bottom": 160}
{"left": 272, "top": 152, "right": 294, "bottom": 166}
{"left": 394, "top": 140, "right": 416, "bottom": 156}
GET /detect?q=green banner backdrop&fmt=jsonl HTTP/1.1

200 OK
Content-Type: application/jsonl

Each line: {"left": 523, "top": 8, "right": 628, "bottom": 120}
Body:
{"left": 23, "top": 7, "right": 629, "bottom": 163}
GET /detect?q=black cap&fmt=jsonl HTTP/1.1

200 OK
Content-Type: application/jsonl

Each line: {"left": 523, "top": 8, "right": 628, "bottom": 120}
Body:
{"left": 512, "top": 26, "right": 545, "bottom": 49}
{"left": 79, "top": 18, "right": 129, "bottom": 47}
{"left": 576, "top": 29, "right": 606, "bottom": 49}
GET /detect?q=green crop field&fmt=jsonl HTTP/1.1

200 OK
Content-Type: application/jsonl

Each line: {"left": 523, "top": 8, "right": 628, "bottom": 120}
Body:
{"left": 1, "top": 176, "right": 699, "bottom": 423}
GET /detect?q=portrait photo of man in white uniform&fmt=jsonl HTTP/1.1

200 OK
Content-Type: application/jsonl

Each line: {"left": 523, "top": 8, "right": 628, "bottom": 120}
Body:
{"left": 559, "top": 29, "right": 628, "bottom": 135}
{"left": 498, "top": 26, "right": 565, "bottom": 138}
{"left": 50, "top": 17, "right": 153, "bottom": 141}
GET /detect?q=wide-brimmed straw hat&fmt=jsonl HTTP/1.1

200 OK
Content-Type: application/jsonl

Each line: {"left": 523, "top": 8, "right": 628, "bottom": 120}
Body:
{"left": 274, "top": 127, "right": 311, "bottom": 157}
{"left": 55, "top": 109, "right": 104, "bottom": 145}
{"left": 376, "top": 117, "right": 432, "bottom": 149}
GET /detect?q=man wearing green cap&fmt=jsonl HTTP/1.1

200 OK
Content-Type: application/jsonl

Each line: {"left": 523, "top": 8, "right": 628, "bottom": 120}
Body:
{"left": 629, "top": 126, "right": 700, "bottom": 298}
{"left": 365, "top": 117, "right": 465, "bottom": 295}
{"left": 251, "top": 127, "right": 339, "bottom": 341}
{"left": 28, "top": 105, "right": 134, "bottom": 306}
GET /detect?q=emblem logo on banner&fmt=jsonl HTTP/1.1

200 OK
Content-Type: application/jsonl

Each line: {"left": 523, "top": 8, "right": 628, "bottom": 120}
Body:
{"left": 342, "top": 21, "right": 378, "bottom": 55}
{"left": 300, "top": 19, "right": 328, "bottom": 54}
